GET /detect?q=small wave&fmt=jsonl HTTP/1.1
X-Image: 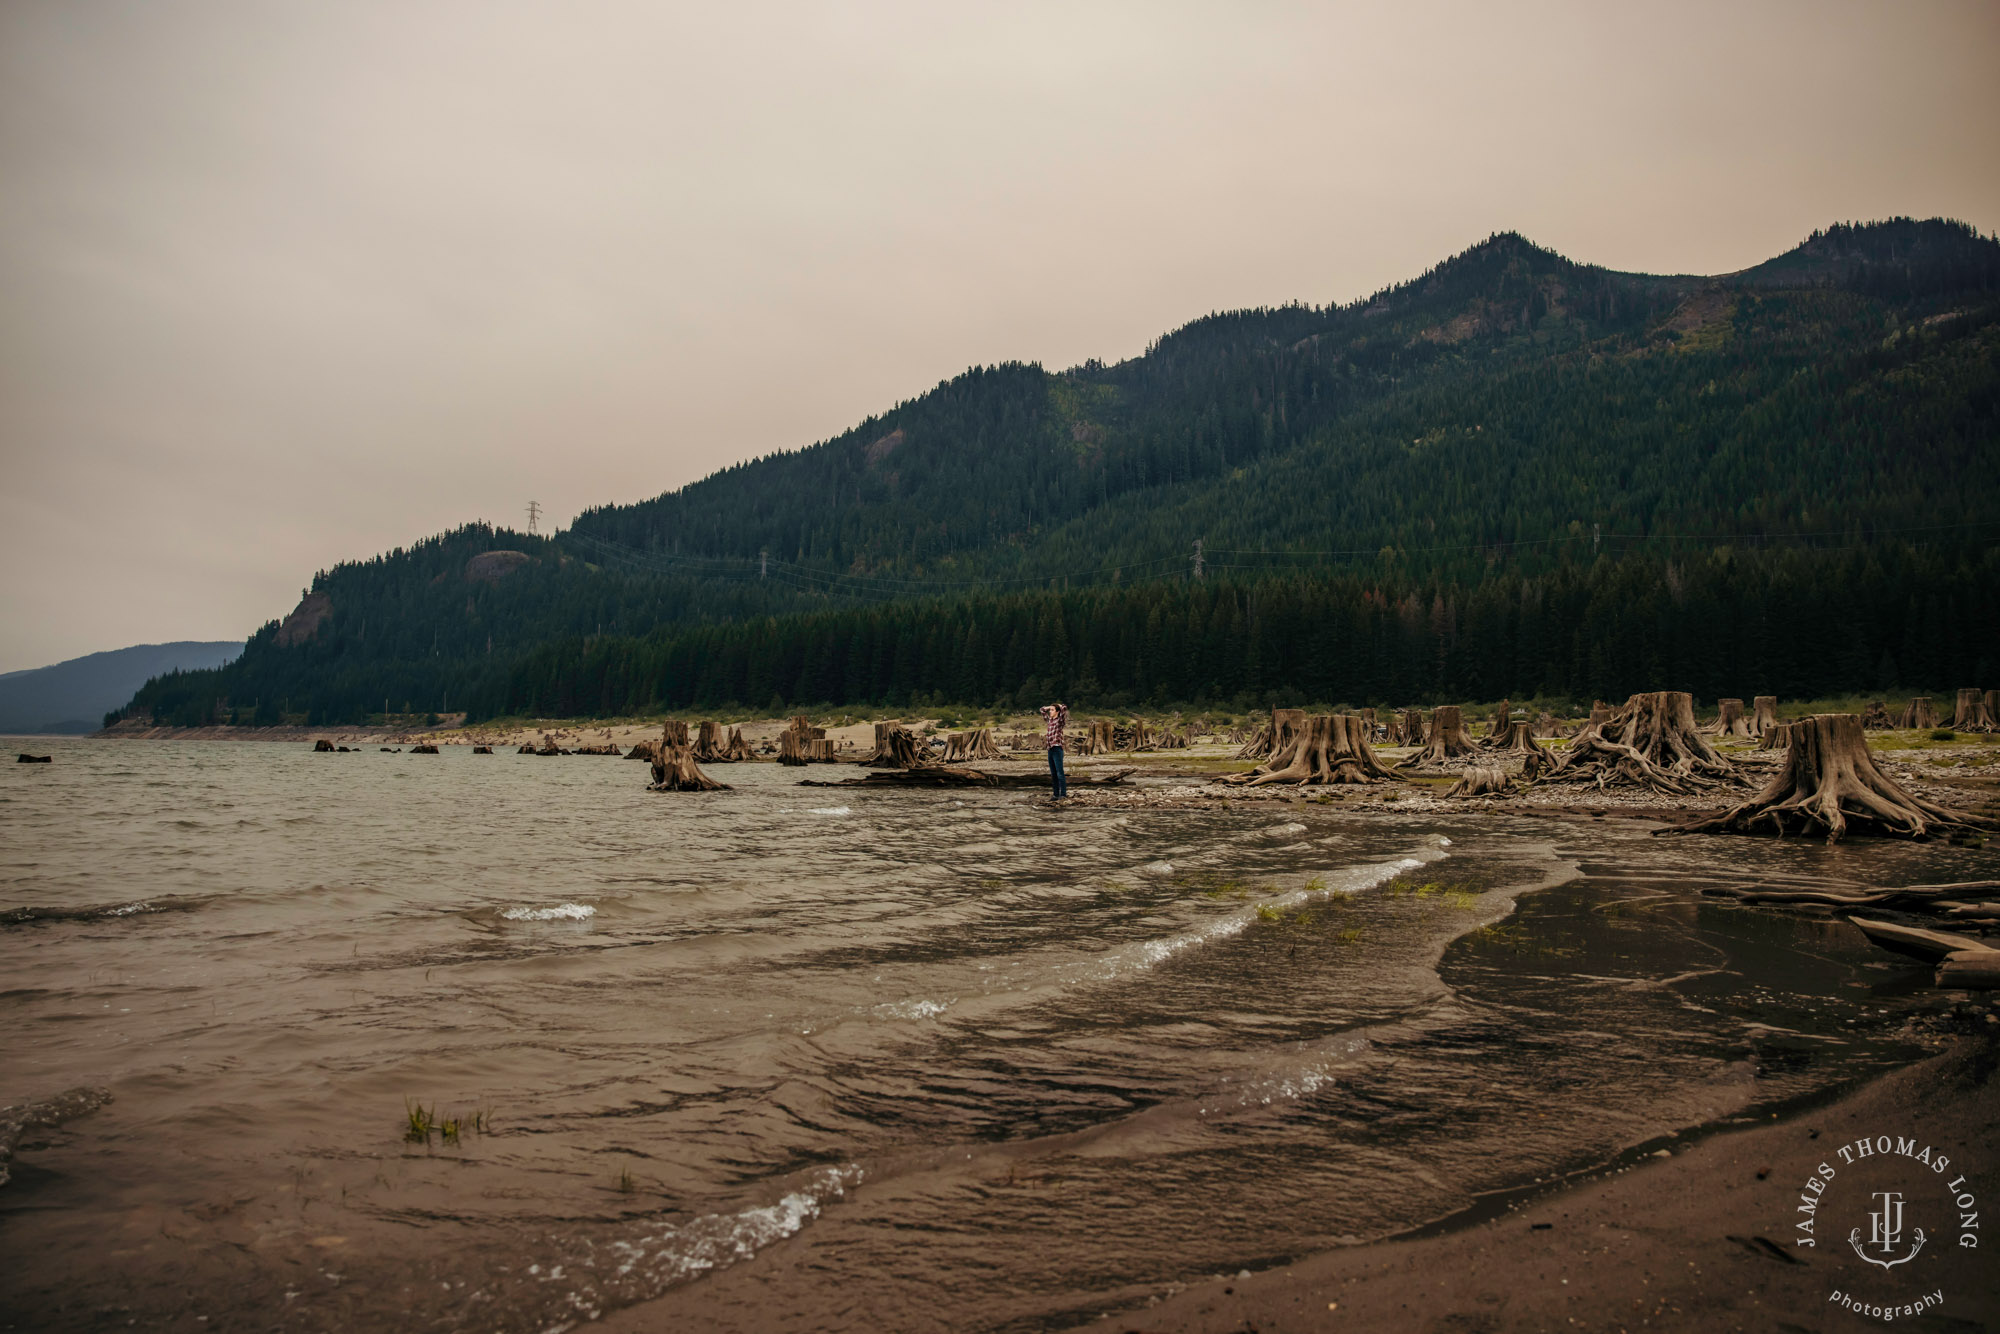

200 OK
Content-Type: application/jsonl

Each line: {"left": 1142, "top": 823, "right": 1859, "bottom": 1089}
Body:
{"left": 808, "top": 806, "right": 852, "bottom": 816}
{"left": 1073, "top": 856, "right": 1429, "bottom": 984}
{"left": 1, "top": 897, "right": 206, "bottom": 928}
{"left": 1139, "top": 860, "right": 1175, "bottom": 876}
{"left": 500, "top": 903, "right": 596, "bottom": 922}
{"left": 873, "top": 998, "right": 950, "bottom": 1021}
{"left": 1263, "top": 822, "right": 1308, "bottom": 838}
{"left": 604, "top": 1164, "right": 861, "bottom": 1286}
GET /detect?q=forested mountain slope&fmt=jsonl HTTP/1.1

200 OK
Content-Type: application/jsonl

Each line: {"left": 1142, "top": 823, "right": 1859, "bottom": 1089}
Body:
{"left": 120, "top": 219, "right": 2000, "bottom": 725}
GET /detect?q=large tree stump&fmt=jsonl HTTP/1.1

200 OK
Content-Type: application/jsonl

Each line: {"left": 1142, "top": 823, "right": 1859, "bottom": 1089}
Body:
{"left": 1951, "top": 688, "right": 1996, "bottom": 732}
{"left": 1756, "top": 720, "right": 1795, "bottom": 752}
{"left": 1410, "top": 705, "right": 1478, "bottom": 766}
{"left": 1223, "top": 714, "right": 1402, "bottom": 787}
{"left": 1447, "top": 765, "right": 1514, "bottom": 797}
{"left": 1897, "top": 697, "right": 1938, "bottom": 730}
{"left": 1235, "top": 707, "right": 1304, "bottom": 761}
{"left": 692, "top": 721, "right": 729, "bottom": 762}
{"left": 651, "top": 721, "right": 729, "bottom": 791}
{"left": 1122, "top": 719, "right": 1155, "bottom": 752}
{"left": 1395, "top": 708, "right": 1427, "bottom": 746}
{"left": 943, "top": 728, "right": 1006, "bottom": 763}
{"left": 723, "top": 726, "right": 752, "bottom": 761}
{"left": 1537, "top": 691, "right": 1740, "bottom": 793}
{"left": 863, "top": 722, "right": 935, "bottom": 769}
{"left": 1534, "top": 711, "right": 1559, "bottom": 739}
{"left": 1676, "top": 713, "right": 1993, "bottom": 842}
{"left": 1490, "top": 720, "right": 1539, "bottom": 754}
{"left": 1483, "top": 700, "right": 1513, "bottom": 743}
{"left": 1860, "top": 701, "right": 1892, "bottom": 730}
{"left": 1702, "top": 698, "right": 1750, "bottom": 738}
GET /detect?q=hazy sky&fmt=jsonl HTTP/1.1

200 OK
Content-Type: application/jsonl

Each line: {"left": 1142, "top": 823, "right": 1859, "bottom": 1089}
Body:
{"left": 2, "top": 1, "right": 1996, "bottom": 670}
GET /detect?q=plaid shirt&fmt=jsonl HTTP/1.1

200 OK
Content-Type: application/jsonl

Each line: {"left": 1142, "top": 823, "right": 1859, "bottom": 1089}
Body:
{"left": 1043, "top": 704, "right": 1068, "bottom": 749}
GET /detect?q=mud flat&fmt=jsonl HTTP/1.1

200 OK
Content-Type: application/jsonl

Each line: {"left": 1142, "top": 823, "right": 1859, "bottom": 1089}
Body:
{"left": 1128, "top": 1033, "right": 2000, "bottom": 1333}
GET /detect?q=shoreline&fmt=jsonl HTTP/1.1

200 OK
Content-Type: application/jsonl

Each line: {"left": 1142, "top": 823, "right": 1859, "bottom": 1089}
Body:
{"left": 1120, "top": 1031, "right": 2000, "bottom": 1332}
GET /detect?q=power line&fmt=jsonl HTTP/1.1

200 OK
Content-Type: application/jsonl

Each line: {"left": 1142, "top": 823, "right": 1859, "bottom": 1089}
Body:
{"left": 526, "top": 500, "right": 542, "bottom": 537}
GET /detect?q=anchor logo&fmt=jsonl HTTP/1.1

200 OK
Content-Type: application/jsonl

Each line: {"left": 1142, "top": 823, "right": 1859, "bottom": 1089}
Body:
{"left": 1849, "top": 1190, "right": 1926, "bottom": 1270}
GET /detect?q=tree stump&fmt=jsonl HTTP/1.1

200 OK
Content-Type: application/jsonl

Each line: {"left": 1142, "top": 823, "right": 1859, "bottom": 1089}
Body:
{"left": 1235, "top": 707, "right": 1304, "bottom": 761}
{"left": 943, "top": 729, "right": 1006, "bottom": 763}
{"left": 723, "top": 727, "right": 753, "bottom": 761}
{"left": 1537, "top": 691, "right": 1740, "bottom": 793}
{"left": 1395, "top": 708, "right": 1427, "bottom": 746}
{"left": 1483, "top": 700, "right": 1513, "bottom": 743}
{"left": 1676, "top": 713, "right": 1993, "bottom": 842}
{"left": 863, "top": 722, "right": 935, "bottom": 769}
{"left": 1897, "top": 697, "right": 1938, "bottom": 730}
{"left": 313, "top": 738, "right": 335, "bottom": 752}
{"left": 1410, "top": 705, "right": 1478, "bottom": 766}
{"left": 1860, "top": 701, "right": 1892, "bottom": 730}
{"left": 651, "top": 721, "right": 729, "bottom": 791}
{"left": 1123, "top": 719, "right": 1154, "bottom": 752}
{"left": 1756, "top": 720, "right": 1795, "bottom": 752}
{"left": 692, "top": 721, "right": 731, "bottom": 762}
{"left": 1222, "top": 714, "right": 1402, "bottom": 787}
{"left": 1447, "top": 765, "right": 1513, "bottom": 797}
{"left": 1951, "top": 688, "right": 1996, "bottom": 732}
{"left": 1751, "top": 697, "right": 1778, "bottom": 737}
{"left": 1534, "top": 711, "right": 1559, "bottom": 739}
{"left": 1491, "top": 720, "right": 1538, "bottom": 753}
{"left": 1702, "top": 698, "right": 1750, "bottom": 738}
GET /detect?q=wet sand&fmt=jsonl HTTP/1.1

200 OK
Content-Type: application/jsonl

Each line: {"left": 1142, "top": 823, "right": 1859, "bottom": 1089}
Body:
{"left": 1124, "top": 1032, "right": 2000, "bottom": 1333}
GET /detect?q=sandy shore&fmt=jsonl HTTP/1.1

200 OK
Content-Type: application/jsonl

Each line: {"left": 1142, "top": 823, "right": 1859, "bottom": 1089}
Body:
{"left": 1121, "top": 1031, "right": 2000, "bottom": 1334}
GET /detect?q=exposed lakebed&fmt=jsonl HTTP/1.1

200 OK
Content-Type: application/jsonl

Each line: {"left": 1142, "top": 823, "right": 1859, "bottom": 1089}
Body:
{"left": 2, "top": 739, "right": 1992, "bottom": 1331}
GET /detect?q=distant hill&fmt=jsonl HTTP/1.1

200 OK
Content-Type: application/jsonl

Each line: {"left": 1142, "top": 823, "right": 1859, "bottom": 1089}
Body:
{"left": 119, "top": 218, "right": 2000, "bottom": 725}
{"left": 2, "top": 642, "right": 241, "bottom": 733}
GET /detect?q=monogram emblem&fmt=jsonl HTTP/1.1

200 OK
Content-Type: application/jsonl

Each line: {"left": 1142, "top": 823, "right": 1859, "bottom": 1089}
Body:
{"left": 1848, "top": 1190, "right": 1926, "bottom": 1271}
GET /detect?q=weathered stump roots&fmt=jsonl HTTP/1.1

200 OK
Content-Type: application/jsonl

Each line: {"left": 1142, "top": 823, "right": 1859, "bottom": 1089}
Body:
{"left": 650, "top": 720, "right": 729, "bottom": 792}
{"left": 1536, "top": 691, "right": 1740, "bottom": 794}
{"left": 1410, "top": 705, "right": 1478, "bottom": 767}
{"left": 1675, "top": 713, "right": 1993, "bottom": 843}
{"left": 1223, "top": 714, "right": 1402, "bottom": 787}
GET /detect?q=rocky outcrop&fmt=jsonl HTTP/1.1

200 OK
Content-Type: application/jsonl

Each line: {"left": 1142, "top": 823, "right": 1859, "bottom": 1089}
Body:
{"left": 275, "top": 591, "right": 332, "bottom": 647}
{"left": 464, "top": 550, "right": 531, "bottom": 583}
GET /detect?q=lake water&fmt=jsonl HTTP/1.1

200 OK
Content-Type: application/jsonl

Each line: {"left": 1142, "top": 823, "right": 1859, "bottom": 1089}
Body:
{"left": 1, "top": 738, "right": 1988, "bottom": 1331}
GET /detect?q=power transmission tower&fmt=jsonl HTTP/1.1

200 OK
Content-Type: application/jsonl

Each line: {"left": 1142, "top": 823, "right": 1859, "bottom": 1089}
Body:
{"left": 526, "top": 500, "right": 542, "bottom": 536}
{"left": 1192, "top": 539, "right": 1204, "bottom": 581}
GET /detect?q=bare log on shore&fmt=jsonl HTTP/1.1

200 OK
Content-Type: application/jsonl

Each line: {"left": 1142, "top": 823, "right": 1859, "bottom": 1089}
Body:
{"left": 1222, "top": 713, "right": 1402, "bottom": 787}
{"left": 1937, "top": 951, "right": 2000, "bottom": 989}
{"left": 800, "top": 766, "right": 1136, "bottom": 790}
{"left": 1698, "top": 879, "right": 2000, "bottom": 910}
{"left": 1446, "top": 765, "right": 1514, "bottom": 798}
{"left": 1674, "top": 713, "right": 1993, "bottom": 842}
{"left": 1535, "top": 691, "right": 1740, "bottom": 794}
{"left": 1845, "top": 917, "right": 1994, "bottom": 965}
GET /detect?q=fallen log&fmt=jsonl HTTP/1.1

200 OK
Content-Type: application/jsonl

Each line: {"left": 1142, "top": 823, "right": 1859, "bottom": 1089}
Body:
{"left": 1937, "top": 950, "right": 2000, "bottom": 989}
{"left": 1674, "top": 713, "right": 1993, "bottom": 842}
{"left": 800, "top": 767, "right": 1137, "bottom": 790}
{"left": 1699, "top": 879, "right": 2000, "bottom": 910}
{"left": 1447, "top": 765, "right": 1513, "bottom": 797}
{"left": 1846, "top": 916, "right": 1994, "bottom": 965}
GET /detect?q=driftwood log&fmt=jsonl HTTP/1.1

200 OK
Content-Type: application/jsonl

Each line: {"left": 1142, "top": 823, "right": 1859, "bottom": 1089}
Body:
{"left": 1411, "top": 705, "right": 1479, "bottom": 767}
{"left": 1938, "top": 951, "right": 2000, "bottom": 989}
{"left": 1951, "top": 688, "right": 1996, "bottom": 732}
{"left": 801, "top": 766, "right": 1136, "bottom": 790}
{"left": 1675, "top": 713, "right": 1993, "bottom": 842}
{"left": 1537, "top": 691, "right": 1739, "bottom": 794}
{"left": 1702, "top": 698, "right": 1750, "bottom": 738}
{"left": 1447, "top": 765, "right": 1513, "bottom": 797}
{"left": 1897, "top": 696, "right": 1939, "bottom": 730}
{"left": 1223, "top": 713, "right": 1402, "bottom": 787}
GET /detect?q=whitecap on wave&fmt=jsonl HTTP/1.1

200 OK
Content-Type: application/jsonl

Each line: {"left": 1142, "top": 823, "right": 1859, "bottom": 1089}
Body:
{"left": 603, "top": 1164, "right": 862, "bottom": 1287}
{"left": 500, "top": 903, "right": 596, "bottom": 922}
{"left": 809, "top": 806, "right": 852, "bottom": 816}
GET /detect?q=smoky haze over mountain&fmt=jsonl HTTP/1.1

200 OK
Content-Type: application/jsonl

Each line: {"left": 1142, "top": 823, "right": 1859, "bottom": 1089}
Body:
{"left": 3, "top": 0, "right": 1998, "bottom": 672}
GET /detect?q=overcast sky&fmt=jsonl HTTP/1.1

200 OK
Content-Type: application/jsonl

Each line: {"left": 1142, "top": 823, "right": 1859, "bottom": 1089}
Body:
{"left": 2, "top": 1, "right": 1996, "bottom": 670}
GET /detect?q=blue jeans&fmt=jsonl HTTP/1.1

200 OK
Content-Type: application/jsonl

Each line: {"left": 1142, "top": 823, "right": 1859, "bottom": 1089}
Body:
{"left": 1047, "top": 745, "right": 1067, "bottom": 799}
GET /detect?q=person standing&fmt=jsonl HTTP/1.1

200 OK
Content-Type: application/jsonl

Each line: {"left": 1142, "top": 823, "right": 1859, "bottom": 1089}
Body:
{"left": 1040, "top": 701, "right": 1069, "bottom": 800}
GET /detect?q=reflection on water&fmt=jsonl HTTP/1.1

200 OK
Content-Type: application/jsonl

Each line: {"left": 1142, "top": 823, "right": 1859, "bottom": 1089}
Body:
{"left": 0, "top": 738, "right": 1990, "bottom": 1332}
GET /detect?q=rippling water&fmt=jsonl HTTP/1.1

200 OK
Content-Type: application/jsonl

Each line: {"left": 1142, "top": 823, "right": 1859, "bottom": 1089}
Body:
{"left": 2, "top": 738, "right": 1990, "bottom": 1331}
